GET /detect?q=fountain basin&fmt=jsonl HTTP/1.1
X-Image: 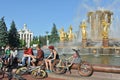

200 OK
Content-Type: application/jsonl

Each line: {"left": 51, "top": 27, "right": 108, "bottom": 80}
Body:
{"left": 92, "top": 64, "right": 120, "bottom": 73}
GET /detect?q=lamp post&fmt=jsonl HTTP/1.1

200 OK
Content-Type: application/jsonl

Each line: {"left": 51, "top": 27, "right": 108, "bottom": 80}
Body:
{"left": 46, "top": 31, "right": 49, "bottom": 46}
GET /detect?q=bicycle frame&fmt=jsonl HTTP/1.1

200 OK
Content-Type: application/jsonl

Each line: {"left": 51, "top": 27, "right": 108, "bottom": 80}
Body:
{"left": 15, "top": 63, "right": 47, "bottom": 79}
{"left": 56, "top": 56, "right": 74, "bottom": 68}
{"left": 22, "top": 65, "right": 43, "bottom": 74}
{"left": 52, "top": 49, "right": 93, "bottom": 77}
{"left": 56, "top": 49, "right": 81, "bottom": 71}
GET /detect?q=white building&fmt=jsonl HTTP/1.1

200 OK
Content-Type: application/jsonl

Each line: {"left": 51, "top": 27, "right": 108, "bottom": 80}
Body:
{"left": 18, "top": 24, "right": 33, "bottom": 47}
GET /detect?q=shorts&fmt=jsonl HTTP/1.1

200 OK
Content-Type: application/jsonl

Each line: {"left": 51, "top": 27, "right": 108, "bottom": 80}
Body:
{"left": 48, "top": 57, "right": 53, "bottom": 59}
{"left": 4, "top": 55, "right": 10, "bottom": 60}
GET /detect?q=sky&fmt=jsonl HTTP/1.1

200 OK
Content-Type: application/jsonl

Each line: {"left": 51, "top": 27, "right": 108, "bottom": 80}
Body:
{"left": 0, "top": 0, "right": 120, "bottom": 36}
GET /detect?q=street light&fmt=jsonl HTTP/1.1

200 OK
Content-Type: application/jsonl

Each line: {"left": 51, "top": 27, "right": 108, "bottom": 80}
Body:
{"left": 46, "top": 31, "right": 49, "bottom": 46}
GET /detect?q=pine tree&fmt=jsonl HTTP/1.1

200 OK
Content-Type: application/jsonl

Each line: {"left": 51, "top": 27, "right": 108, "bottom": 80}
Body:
{"left": 0, "top": 17, "right": 8, "bottom": 47}
{"left": 8, "top": 21, "right": 20, "bottom": 47}
{"left": 49, "top": 23, "right": 59, "bottom": 43}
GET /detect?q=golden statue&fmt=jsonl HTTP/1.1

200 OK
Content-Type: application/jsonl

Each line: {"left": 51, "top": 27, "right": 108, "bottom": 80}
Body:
{"left": 59, "top": 27, "right": 66, "bottom": 42}
{"left": 68, "top": 25, "right": 74, "bottom": 41}
{"left": 80, "top": 21, "right": 87, "bottom": 39}
{"left": 102, "top": 20, "right": 109, "bottom": 39}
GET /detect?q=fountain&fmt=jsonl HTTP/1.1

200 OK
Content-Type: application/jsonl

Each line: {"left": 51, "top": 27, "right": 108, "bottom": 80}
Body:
{"left": 50, "top": 8, "right": 120, "bottom": 74}
{"left": 101, "top": 20, "right": 109, "bottom": 47}
{"left": 67, "top": 25, "right": 74, "bottom": 42}
{"left": 81, "top": 9, "right": 119, "bottom": 55}
{"left": 87, "top": 10, "right": 113, "bottom": 41}
{"left": 80, "top": 21, "right": 87, "bottom": 47}
{"left": 59, "top": 27, "right": 66, "bottom": 42}
{"left": 55, "top": 9, "right": 120, "bottom": 56}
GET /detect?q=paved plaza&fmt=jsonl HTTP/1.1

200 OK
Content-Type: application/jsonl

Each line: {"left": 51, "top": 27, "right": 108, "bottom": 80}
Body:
{"left": 47, "top": 70, "right": 120, "bottom": 80}
{"left": 0, "top": 70, "right": 120, "bottom": 80}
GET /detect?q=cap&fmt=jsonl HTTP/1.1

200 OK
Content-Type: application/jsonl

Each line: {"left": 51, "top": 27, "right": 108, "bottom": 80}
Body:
{"left": 48, "top": 46, "right": 54, "bottom": 50}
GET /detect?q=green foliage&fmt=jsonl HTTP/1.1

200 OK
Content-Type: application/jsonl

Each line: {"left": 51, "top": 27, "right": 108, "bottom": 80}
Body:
{"left": 39, "top": 35, "right": 46, "bottom": 46}
{"left": 49, "top": 23, "right": 59, "bottom": 43}
{"left": 0, "top": 17, "right": 8, "bottom": 47}
{"left": 30, "top": 40, "right": 34, "bottom": 47}
{"left": 33, "top": 36, "right": 39, "bottom": 44}
{"left": 30, "top": 36, "right": 39, "bottom": 46}
{"left": 30, "top": 35, "right": 46, "bottom": 47}
{"left": 19, "top": 39, "right": 26, "bottom": 47}
{"left": 8, "top": 21, "right": 20, "bottom": 47}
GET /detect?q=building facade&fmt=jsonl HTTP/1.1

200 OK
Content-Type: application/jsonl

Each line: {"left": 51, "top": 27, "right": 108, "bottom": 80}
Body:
{"left": 18, "top": 24, "right": 33, "bottom": 47}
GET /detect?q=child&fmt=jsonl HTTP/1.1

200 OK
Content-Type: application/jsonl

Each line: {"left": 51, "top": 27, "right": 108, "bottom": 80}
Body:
{"left": 4, "top": 45, "right": 11, "bottom": 64}
{"left": 45, "top": 46, "right": 59, "bottom": 73}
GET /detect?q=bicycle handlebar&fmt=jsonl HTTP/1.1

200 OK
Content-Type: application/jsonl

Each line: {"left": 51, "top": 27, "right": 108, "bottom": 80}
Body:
{"left": 72, "top": 49, "right": 80, "bottom": 52}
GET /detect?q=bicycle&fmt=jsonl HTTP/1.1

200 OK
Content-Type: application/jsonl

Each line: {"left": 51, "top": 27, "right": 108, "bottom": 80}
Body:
{"left": 0, "top": 55, "right": 14, "bottom": 78}
{"left": 0, "top": 57, "right": 4, "bottom": 76}
{"left": 15, "top": 61, "right": 47, "bottom": 79}
{"left": 52, "top": 49, "right": 93, "bottom": 77}
{"left": 0, "top": 55, "right": 26, "bottom": 80}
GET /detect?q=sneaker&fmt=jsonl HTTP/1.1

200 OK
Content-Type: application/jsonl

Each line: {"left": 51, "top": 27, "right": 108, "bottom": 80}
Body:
{"left": 18, "top": 63, "right": 23, "bottom": 66}
{"left": 45, "top": 70, "right": 51, "bottom": 73}
{"left": 29, "top": 66, "right": 35, "bottom": 68}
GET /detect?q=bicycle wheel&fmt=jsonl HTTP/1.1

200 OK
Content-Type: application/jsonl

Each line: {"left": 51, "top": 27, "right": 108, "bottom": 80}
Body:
{"left": 78, "top": 61, "right": 93, "bottom": 77}
{"left": 15, "top": 67, "right": 27, "bottom": 75}
{"left": 52, "top": 60, "right": 66, "bottom": 74}
{"left": 31, "top": 69, "right": 47, "bottom": 79}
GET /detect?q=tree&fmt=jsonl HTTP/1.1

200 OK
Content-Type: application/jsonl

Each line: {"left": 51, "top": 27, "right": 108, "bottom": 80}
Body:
{"left": 8, "top": 21, "right": 20, "bottom": 47}
{"left": 30, "top": 36, "right": 39, "bottom": 46}
{"left": 39, "top": 35, "right": 46, "bottom": 46}
{"left": 0, "top": 17, "right": 8, "bottom": 47}
{"left": 30, "top": 35, "right": 46, "bottom": 47}
{"left": 19, "top": 39, "right": 26, "bottom": 47}
{"left": 49, "top": 23, "right": 59, "bottom": 43}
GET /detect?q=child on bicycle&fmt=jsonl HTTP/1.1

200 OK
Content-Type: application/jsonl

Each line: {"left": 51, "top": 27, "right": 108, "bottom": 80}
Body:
{"left": 66, "top": 49, "right": 81, "bottom": 66}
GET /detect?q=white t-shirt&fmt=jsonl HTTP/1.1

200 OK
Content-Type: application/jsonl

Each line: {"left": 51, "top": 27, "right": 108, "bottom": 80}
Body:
{"left": 11, "top": 50, "right": 18, "bottom": 58}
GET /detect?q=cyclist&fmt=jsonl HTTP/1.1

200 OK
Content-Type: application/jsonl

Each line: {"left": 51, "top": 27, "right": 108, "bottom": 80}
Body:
{"left": 21, "top": 47, "right": 34, "bottom": 67}
{"left": 31, "top": 44, "right": 44, "bottom": 66}
{"left": 45, "top": 45, "right": 59, "bottom": 73}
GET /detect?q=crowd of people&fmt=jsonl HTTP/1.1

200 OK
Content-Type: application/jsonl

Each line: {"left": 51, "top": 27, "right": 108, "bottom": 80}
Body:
{"left": 2, "top": 44, "right": 60, "bottom": 73}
